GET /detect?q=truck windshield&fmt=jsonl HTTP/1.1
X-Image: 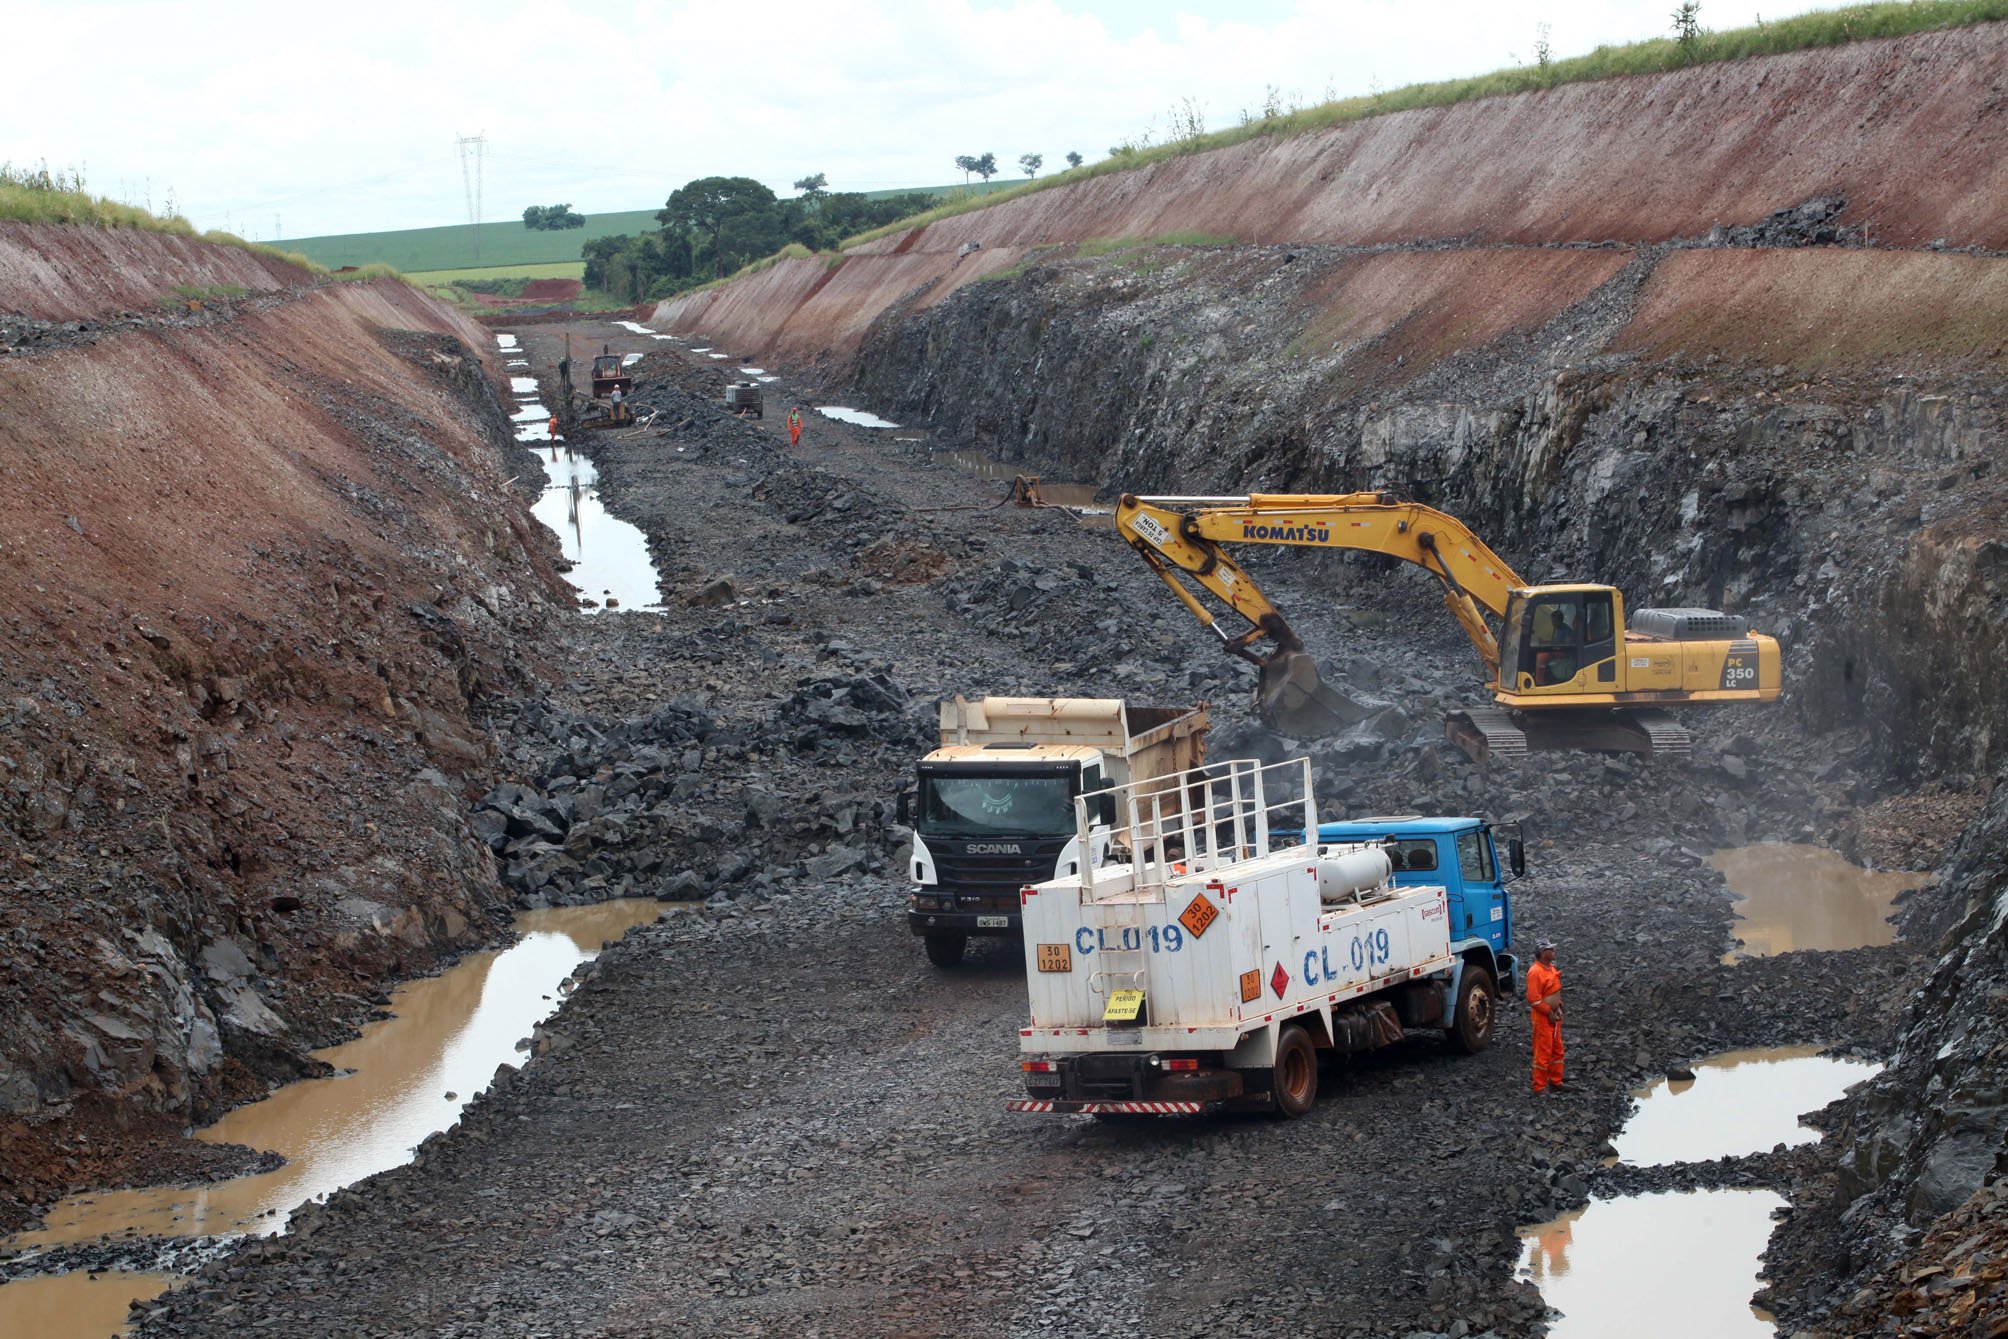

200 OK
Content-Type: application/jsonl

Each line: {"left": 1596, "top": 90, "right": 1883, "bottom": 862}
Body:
{"left": 919, "top": 774, "right": 1074, "bottom": 838}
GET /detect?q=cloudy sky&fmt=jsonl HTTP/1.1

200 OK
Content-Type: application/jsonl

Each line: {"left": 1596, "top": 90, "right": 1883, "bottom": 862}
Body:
{"left": 8, "top": 0, "right": 1832, "bottom": 241}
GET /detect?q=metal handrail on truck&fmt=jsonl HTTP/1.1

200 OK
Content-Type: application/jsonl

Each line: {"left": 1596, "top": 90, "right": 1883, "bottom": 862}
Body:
{"left": 1077, "top": 756, "right": 1314, "bottom": 897}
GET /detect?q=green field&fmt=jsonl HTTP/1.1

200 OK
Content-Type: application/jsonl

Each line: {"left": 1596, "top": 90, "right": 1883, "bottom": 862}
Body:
{"left": 279, "top": 181, "right": 1014, "bottom": 273}
{"left": 404, "top": 260, "right": 585, "bottom": 285}
{"left": 282, "top": 211, "right": 660, "bottom": 272}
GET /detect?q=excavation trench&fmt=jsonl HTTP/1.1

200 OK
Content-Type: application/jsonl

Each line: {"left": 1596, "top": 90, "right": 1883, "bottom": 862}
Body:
{"left": 498, "top": 329, "right": 665, "bottom": 611}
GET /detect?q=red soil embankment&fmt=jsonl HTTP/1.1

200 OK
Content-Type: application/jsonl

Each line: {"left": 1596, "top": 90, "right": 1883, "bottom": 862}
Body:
{"left": 1617, "top": 248, "right": 2008, "bottom": 371}
{"left": 655, "top": 24, "right": 2008, "bottom": 367}
{"left": 0, "top": 235, "right": 565, "bottom": 1220}
{"left": 522, "top": 278, "right": 581, "bottom": 301}
{"left": 469, "top": 279, "right": 584, "bottom": 308}
{"left": 0, "top": 222, "right": 314, "bottom": 321}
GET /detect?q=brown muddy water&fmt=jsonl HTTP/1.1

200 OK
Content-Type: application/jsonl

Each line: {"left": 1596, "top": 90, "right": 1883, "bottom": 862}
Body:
{"left": 1610, "top": 1045, "right": 1882, "bottom": 1167}
{"left": 0, "top": 1271, "right": 177, "bottom": 1338}
{"left": 1519, "top": 1188, "right": 1788, "bottom": 1337}
{"left": 931, "top": 448, "right": 1110, "bottom": 519}
{"left": 1710, "top": 843, "right": 1927, "bottom": 962}
{"left": 1519, "top": 1045, "right": 1881, "bottom": 1335}
{"left": 0, "top": 899, "right": 664, "bottom": 1338}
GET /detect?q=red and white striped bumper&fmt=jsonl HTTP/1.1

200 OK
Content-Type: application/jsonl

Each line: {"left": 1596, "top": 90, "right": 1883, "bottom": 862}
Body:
{"left": 1005, "top": 1099, "right": 1203, "bottom": 1116}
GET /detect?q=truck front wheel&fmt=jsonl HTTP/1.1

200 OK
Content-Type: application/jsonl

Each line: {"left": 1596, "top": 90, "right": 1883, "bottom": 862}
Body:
{"left": 1450, "top": 962, "right": 1497, "bottom": 1054}
{"left": 923, "top": 932, "right": 967, "bottom": 968}
{"left": 1272, "top": 1024, "right": 1318, "bottom": 1118}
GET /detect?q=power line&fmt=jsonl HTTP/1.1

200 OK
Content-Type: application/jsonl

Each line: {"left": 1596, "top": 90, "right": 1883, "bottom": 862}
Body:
{"left": 456, "top": 132, "right": 486, "bottom": 259}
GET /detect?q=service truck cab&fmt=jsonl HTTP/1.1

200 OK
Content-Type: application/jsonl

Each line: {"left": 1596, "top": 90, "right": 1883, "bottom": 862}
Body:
{"left": 900, "top": 697, "right": 1208, "bottom": 968}
{"left": 1310, "top": 816, "right": 1523, "bottom": 1000}
{"left": 1011, "top": 761, "right": 1522, "bottom": 1118}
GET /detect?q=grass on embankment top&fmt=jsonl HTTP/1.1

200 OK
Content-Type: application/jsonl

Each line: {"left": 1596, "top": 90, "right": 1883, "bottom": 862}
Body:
{"left": 839, "top": 0, "right": 2008, "bottom": 251}
{"left": 0, "top": 166, "right": 400, "bottom": 284}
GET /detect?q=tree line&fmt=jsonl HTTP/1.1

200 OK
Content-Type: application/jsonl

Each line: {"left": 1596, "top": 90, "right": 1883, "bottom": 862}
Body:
{"left": 583, "top": 174, "right": 934, "bottom": 303}
{"left": 954, "top": 151, "right": 1082, "bottom": 182}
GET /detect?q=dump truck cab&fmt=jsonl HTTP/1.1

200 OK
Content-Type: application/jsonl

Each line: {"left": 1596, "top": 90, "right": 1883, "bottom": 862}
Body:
{"left": 907, "top": 743, "right": 1113, "bottom": 961}
{"left": 899, "top": 697, "right": 1209, "bottom": 968}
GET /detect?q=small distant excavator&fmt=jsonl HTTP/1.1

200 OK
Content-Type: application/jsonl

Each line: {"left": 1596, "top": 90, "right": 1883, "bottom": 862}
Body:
{"left": 583, "top": 347, "right": 634, "bottom": 428}
{"left": 1116, "top": 491, "right": 1780, "bottom": 760}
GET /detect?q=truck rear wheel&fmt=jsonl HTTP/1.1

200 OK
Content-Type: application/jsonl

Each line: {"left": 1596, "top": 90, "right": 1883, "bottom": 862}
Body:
{"left": 1272, "top": 1024, "right": 1318, "bottom": 1118}
{"left": 1450, "top": 962, "right": 1497, "bottom": 1054}
{"left": 923, "top": 932, "right": 967, "bottom": 968}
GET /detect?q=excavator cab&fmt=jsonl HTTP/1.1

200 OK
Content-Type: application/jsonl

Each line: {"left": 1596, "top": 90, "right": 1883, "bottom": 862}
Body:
{"left": 1502, "top": 587, "right": 1623, "bottom": 696}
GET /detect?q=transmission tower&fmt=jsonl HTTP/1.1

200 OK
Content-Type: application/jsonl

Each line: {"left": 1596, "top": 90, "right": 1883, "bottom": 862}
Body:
{"left": 456, "top": 132, "right": 487, "bottom": 259}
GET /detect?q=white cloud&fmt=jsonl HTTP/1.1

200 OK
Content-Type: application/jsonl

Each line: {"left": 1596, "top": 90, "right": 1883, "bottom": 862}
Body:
{"left": 2, "top": 0, "right": 1847, "bottom": 238}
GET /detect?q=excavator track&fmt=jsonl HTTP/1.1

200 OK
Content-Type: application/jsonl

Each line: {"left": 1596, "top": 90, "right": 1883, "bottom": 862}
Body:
{"left": 1446, "top": 708, "right": 1528, "bottom": 761}
{"left": 1446, "top": 706, "right": 1692, "bottom": 762}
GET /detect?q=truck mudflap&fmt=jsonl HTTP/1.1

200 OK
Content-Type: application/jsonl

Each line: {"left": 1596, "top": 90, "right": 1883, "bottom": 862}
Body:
{"left": 1006, "top": 1099, "right": 1204, "bottom": 1116}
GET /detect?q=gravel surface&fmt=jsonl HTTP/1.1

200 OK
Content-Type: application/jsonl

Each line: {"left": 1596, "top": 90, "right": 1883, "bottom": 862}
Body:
{"left": 126, "top": 325, "right": 1942, "bottom": 1338}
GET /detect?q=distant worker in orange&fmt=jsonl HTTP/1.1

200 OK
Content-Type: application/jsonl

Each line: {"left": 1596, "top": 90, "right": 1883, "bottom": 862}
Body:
{"left": 1528, "top": 938, "right": 1565, "bottom": 1093}
{"left": 788, "top": 406, "right": 804, "bottom": 447}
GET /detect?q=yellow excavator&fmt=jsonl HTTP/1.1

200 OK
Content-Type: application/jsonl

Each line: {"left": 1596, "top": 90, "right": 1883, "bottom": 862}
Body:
{"left": 1116, "top": 491, "right": 1780, "bottom": 759}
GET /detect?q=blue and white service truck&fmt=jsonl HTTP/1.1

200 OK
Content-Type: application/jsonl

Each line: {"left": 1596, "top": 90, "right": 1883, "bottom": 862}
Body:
{"left": 1010, "top": 759, "right": 1523, "bottom": 1117}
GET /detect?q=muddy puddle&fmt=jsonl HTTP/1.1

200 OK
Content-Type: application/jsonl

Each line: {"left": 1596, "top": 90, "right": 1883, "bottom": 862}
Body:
{"left": 1518, "top": 1045, "right": 1880, "bottom": 1334}
{"left": 0, "top": 900, "right": 663, "bottom": 1337}
{"left": 1710, "top": 843, "right": 1926, "bottom": 962}
{"left": 613, "top": 320, "right": 655, "bottom": 335}
{"left": 817, "top": 405, "right": 901, "bottom": 429}
{"left": 0, "top": 1271, "right": 178, "bottom": 1338}
{"left": 530, "top": 443, "right": 664, "bottom": 610}
{"left": 1519, "top": 1189, "right": 1787, "bottom": 1337}
{"left": 1612, "top": 1046, "right": 1881, "bottom": 1167}
{"left": 931, "top": 448, "right": 1112, "bottom": 523}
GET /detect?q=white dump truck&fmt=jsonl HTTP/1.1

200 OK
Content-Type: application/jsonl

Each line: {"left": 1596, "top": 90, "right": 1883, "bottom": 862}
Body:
{"left": 1011, "top": 756, "right": 1511, "bottom": 1117}
{"left": 897, "top": 696, "right": 1209, "bottom": 968}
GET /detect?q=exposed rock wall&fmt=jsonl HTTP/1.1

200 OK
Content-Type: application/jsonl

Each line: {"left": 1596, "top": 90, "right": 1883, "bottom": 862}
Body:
{"left": 0, "top": 247, "right": 565, "bottom": 1224}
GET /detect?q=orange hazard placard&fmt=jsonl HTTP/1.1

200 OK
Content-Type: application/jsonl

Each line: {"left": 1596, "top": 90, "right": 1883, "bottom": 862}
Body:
{"left": 1179, "top": 892, "right": 1219, "bottom": 939}
{"left": 1239, "top": 969, "right": 1261, "bottom": 1003}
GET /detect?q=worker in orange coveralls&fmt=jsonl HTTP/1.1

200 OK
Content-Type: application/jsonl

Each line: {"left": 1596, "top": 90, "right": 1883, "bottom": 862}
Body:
{"left": 1527, "top": 938, "right": 1565, "bottom": 1093}
{"left": 788, "top": 406, "right": 804, "bottom": 446}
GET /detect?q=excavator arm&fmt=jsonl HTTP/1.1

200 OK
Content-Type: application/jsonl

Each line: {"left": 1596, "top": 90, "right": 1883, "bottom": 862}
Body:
{"left": 1117, "top": 492, "right": 1526, "bottom": 713}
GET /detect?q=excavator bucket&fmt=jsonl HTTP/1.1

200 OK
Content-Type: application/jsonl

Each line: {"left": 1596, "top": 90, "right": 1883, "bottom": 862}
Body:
{"left": 1255, "top": 649, "right": 1357, "bottom": 737}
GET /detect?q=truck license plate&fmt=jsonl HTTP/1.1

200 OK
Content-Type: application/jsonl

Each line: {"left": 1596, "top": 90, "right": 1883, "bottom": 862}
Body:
{"left": 1036, "top": 943, "right": 1072, "bottom": 972}
{"left": 976, "top": 915, "right": 1010, "bottom": 929}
